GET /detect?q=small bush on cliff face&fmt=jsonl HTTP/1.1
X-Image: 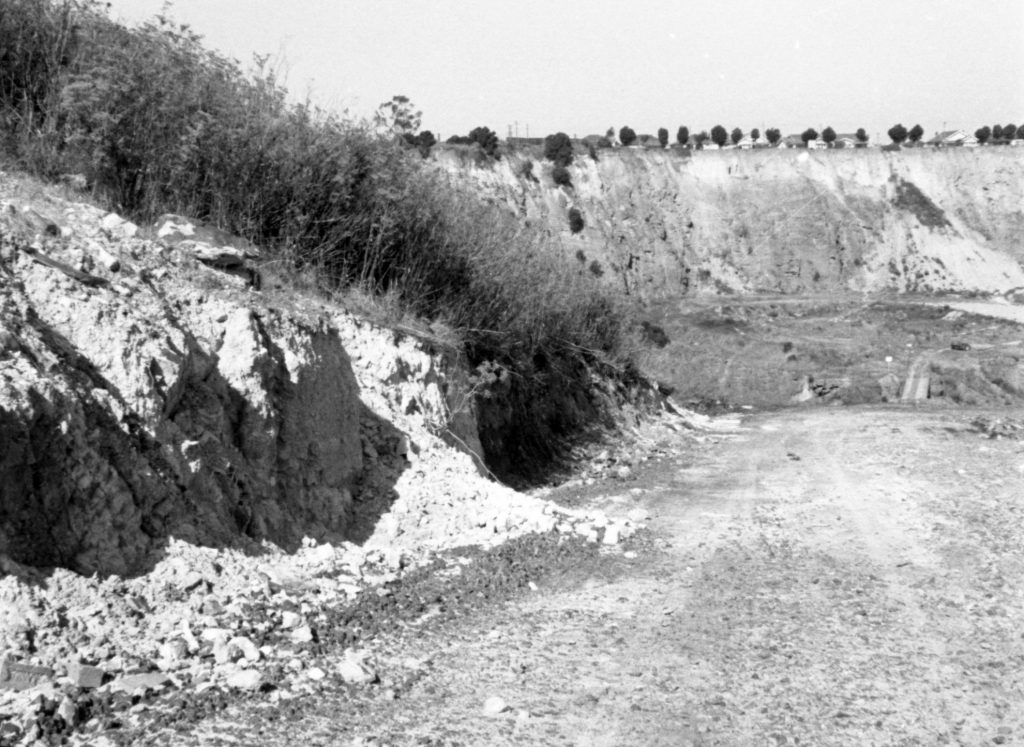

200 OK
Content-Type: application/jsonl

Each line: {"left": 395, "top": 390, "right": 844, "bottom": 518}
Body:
{"left": 568, "top": 207, "right": 584, "bottom": 234}
{"left": 517, "top": 158, "right": 538, "bottom": 183}
{"left": 0, "top": 0, "right": 628, "bottom": 482}
{"left": 552, "top": 165, "right": 572, "bottom": 187}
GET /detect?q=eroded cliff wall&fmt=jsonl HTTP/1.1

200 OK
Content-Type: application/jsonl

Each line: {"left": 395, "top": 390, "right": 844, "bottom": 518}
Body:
{"left": 441, "top": 147, "right": 1024, "bottom": 299}
{"left": 0, "top": 177, "right": 492, "bottom": 576}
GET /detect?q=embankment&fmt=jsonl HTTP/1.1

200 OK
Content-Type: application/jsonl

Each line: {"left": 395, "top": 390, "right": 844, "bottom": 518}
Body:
{"left": 440, "top": 146, "right": 1024, "bottom": 299}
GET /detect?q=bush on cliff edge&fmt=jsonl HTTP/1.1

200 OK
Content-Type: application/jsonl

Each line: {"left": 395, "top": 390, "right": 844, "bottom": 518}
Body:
{"left": 0, "top": 0, "right": 629, "bottom": 482}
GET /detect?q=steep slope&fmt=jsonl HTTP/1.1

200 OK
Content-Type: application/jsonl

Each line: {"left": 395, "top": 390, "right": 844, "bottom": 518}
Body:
{"left": 441, "top": 147, "right": 1024, "bottom": 299}
{"left": 0, "top": 174, "right": 563, "bottom": 576}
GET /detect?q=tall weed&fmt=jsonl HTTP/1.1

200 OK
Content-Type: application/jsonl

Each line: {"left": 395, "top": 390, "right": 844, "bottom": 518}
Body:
{"left": 0, "top": 0, "right": 629, "bottom": 480}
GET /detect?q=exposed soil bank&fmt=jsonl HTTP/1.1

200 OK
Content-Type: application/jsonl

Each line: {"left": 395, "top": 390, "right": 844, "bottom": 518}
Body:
{"left": 442, "top": 147, "right": 1024, "bottom": 300}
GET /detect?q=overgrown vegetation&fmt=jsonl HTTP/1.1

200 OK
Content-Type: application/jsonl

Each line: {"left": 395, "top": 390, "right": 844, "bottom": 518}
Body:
{"left": 0, "top": 0, "right": 629, "bottom": 481}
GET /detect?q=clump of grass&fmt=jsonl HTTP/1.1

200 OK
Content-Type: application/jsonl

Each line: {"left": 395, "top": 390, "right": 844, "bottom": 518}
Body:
{"left": 0, "top": 0, "right": 631, "bottom": 482}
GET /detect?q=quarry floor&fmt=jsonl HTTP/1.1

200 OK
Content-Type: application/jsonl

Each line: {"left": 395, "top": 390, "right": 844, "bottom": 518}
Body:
{"left": 135, "top": 403, "right": 1024, "bottom": 746}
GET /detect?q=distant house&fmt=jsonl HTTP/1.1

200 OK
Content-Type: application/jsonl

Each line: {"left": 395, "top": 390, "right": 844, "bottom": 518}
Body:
{"left": 926, "top": 129, "right": 969, "bottom": 147}
{"left": 835, "top": 133, "right": 868, "bottom": 149}
{"left": 779, "top": 134, "right": 804, "bottom": 148}
{"left": 736, "top": 135, "right": 756, "bottom": 149}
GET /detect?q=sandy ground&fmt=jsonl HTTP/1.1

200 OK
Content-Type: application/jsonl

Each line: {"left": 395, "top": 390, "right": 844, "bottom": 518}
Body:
{"left": 139, "top": 403, "right": 1024, "bottom": 746}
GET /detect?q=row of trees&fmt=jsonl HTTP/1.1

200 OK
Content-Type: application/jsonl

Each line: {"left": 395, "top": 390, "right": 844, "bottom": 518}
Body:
{"left": 613, "top": 125, "right": 870, "bottom": 148}
{"left": 974, "top": 124, "right": 1022, "bottom": 144}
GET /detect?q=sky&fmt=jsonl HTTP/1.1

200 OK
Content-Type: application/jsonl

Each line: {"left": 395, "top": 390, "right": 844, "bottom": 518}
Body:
{"left": 106, "top": 0, "right": 1024, "bottom": 143}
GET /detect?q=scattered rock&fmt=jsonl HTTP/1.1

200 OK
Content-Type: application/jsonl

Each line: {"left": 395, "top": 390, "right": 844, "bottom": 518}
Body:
{"left": 482, "top": 696, "right": 510, "bottom": 716}
{"left": 67, "top": 661, "right": 105, "bottom": 689}
{"left": 107, "top": 672, "right": 170, "bottom": 694}
{"left": 0, "top": 657, "right": 54, "bottom": 691}
{"left": 336, "top": 651, "right": 376, "bottom": 685}
{"left": 224, "top": 669, "right": 263, "bottom": 690}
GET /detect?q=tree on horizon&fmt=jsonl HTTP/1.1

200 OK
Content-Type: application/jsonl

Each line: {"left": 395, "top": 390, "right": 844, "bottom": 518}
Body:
{"left": 766, "top": 128, "right": 781, "bottom": 145}
{"left": 619, "top": 126, "right": 637, "bottom": 146}
{"left": 544, "top": 132, "right": 574, "bottom": 167}
{"left": 730, "top": 127, "right": 743, "bottom": 145}
{"left": 711, "top": 124, "right": 728, "bottom": 147}
{"left": 676, "top": 126, "right": 689, "bottom": 146}
{"left": 658, "top": 127, "right": 669, "bottom": 147}
{"left": 822, "top": 126, "right": 836, "bottom": 147}
{"left": 908, "top": 124, "right": 924, "bottom": 144}
{"left": 887, "top": 123, "right": 908, "bottom": 144}
{"left": 801, "top": 128, "right": 819, "bottom": 146}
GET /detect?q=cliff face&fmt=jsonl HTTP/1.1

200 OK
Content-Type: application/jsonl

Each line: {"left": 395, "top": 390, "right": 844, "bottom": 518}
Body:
{"left": 441, "top": 147, "right": 1024, "bottom": 300}
{"left": 0, "top": 177, "right": 491, "bottom": 576}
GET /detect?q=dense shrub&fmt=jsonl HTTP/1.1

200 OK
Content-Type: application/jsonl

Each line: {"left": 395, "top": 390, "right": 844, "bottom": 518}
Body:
{"left": 468, "top": 126, "right": 500, "bottom": 157}
{"left": 0, "top": 0, "right": 627, "bottom": 480}
{"left": 543, "top": 132, "right": 574, "bottom": 167}
{"left": 568, "top": 207, "right": 584, "bottom": 234}
{"left": 887, "top": 123, "right": 908, "bottom": 144}
{"left": 552, "top": 165, "right": 572, "bottom": 187}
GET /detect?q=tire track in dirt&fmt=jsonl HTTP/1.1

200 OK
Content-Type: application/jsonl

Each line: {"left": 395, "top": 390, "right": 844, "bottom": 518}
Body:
{"left": 157, "top": 406, "right": 1024, "bottom": 746}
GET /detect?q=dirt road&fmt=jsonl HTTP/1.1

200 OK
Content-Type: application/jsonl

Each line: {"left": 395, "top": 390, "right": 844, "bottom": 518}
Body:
{"left": 156, "top": 405, "right": 1024, "bottom": 746}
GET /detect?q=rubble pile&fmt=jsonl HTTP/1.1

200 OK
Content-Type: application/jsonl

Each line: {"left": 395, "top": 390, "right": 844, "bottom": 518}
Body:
{"left": 0, "top": 172, "right": 707, "bottom": 743}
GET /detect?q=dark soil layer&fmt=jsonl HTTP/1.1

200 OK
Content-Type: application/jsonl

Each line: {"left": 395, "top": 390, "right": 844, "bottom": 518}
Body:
{"left": 641, "top": 294, "right": 1024, "bottom": 409}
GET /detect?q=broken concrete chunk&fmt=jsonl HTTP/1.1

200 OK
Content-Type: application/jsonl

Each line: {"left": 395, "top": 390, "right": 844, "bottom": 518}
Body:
{"left": 0, "top": 657, "right": 54, "bottom": 691}
{"left": 67, "top": 661, "right": 105, "bottom": 689}
{"left": 107, "top": 672, "right": 170, "bottom": 694}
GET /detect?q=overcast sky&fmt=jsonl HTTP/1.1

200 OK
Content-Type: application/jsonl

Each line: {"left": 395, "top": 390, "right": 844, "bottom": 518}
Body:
{"left": 106, "top": 0, "right": 1023, "bottom": 142}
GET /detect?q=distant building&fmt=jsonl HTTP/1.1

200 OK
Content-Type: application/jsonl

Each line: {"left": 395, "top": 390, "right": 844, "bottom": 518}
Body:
{"left": 834, "top": 133, "right": 868, "bottom": 148}
{"left": 926, "top": 130, "right": 970, "bottom": 147}
{"left": 505, "top": 137, "right": 544, "bottom": 148}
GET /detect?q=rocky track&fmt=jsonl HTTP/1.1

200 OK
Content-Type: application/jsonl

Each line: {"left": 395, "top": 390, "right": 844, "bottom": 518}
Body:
{"left": 81, "top": 404, "right": 1024, "bottom": 746}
